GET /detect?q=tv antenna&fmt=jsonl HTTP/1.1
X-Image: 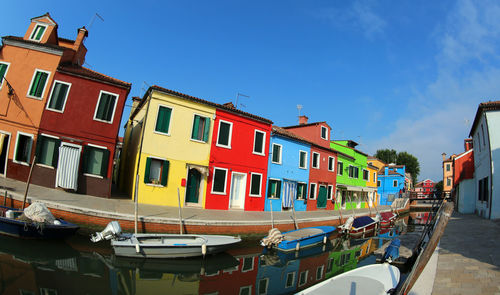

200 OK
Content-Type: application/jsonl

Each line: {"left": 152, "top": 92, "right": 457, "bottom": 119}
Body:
{"left": 88, "top": 13, "right": 104, "bottom": 30}
{"left": 140, "top": 81, "right": 151, "bottom": 97}
{"left": 236, "top": 93, "right": 249, "bottom": 109}
{"left": 297, "top": 104, "right": 303, "bottom": 123}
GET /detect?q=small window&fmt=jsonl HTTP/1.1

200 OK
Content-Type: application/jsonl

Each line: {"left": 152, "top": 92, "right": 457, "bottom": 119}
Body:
{"left": 29, "top": 24, "right": 47, "bottom": 41}
{"left": 446, "top": 163, "right": 451, "bottom": 172}
{"left": 299, "top": 150, "right": 308, "bottom": 169}
{"left": 328, "top": 156, "right": 335, "bottom": 172}
{"left": 285, "top": 272, "right": 296, "bottom": 288}
{"left": 377, "top": 180, "right": 381, "bottom": 187}
{"left": 14, "top": 133, "right": 33, "bottom": 164}
{"left": 155, "top": 105, "right": 172, "bottom": 134}
{"left": 327, "top": 185, "right": 334, "bottom": 200}
{"left": 94, "top": 91, "right": 118, "bottom": 123}
{"left": 373, "top": 172, "right": 376, "bottom": 182}
{"left": 299, "top": 270, "right": 308, "bottom": 286}
{"left": 267, "top": 179, "right": 281, "bottom": 199}
{"left": 316, "top": 265, "right": 324, "bottom": 280}
{"left": 191, "top": 114, "right": 211, "bottom": 142}
{"left": 47, "top": 80, "right": 71, "bottom": 112}
{"left": 242, "top": 257, "right": 254, "bottom": 272}
{"left": 271, "top": 143, "right": 282, "bottom": 164}
{"left": 212, "top": 167, "right": 228, "bottom": 194}
{"left": 337, "top": 161, "right": 343, "bottom": 176}
{"left": 309, "top": 183, "right": 317, "bottom": 199}
{"left": 35, "top": 135, "right": 60, "bottom": 167}
{"left": 144, "top": 157, "right": 169, "bottom": 186}
{"left": 363, "top": 169, "right": 369, "bottom": 181}
{"left": 217, "top": 120, "right": 232, "bottom": 148}
{"left": 27, "top": 69, "right": 50, "bottom": 99}
{"left": 83, "top": 145, "right": 110, "bottom": 177}
{"left": 297, "top": 183, "right": 307, "bottom": 200}
{"left": 239, "top": 286, "right": 252, "bottom": 295}
{"left": 321, "top": 126, "right": 328, "bottom": 140}
{"left": 250, "top": 173, "right": 263, "bottom": 197}
{"left": 253, "top": 130, "right": 266, "bottom": 155}
{"left": 258, "top": 278, "right": 269, "bottom": 295}
{"left": 312, "top": 152, "right": 320, "bottom": 169}
{"left": 393, "top": 180, "right": 398, "bottom": 187}
{"left": 0, "top": 62, "right": 10, "bottom": 90}
{"left": 446, "top": 177, "right": 451, "bottom": 186}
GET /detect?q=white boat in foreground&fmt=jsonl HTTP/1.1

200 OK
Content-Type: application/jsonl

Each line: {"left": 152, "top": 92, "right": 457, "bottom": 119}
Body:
{"left": 296, "top": 263, "right": 400, "bottom": 295}
{"left": 91, "top": 221, "right": 241, "bottom": 258}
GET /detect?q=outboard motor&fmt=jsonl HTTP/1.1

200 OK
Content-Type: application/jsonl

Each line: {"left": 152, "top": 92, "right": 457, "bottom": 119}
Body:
{"left": 340, "top": 216, "right": 354, "bottom": 232}
{"left": 91, "top": 221, "right": 122, "bottom": 242}
{"left": 374, "top": 213, "right": 382, "bottom": 222}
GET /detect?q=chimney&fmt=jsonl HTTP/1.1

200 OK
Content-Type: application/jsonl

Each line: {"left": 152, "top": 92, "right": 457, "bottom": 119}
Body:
{"left": 442, "top": 152, "right": 447, "bottom": 161}
{"left": 130, "top": 97, "right": 142, "bottom": 115}
{"left": 299, "top": 115, "right": 308, "bottom": 125}
{"left": 464, "top": 138, "right": 473, "bottom": 151}
{"left": 72, "top": 27, "right": 88, "bottom": 65}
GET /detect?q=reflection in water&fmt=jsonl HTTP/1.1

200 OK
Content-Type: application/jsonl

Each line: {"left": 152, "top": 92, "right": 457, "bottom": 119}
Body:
{"left": 0, "top": 214, "right": 425, "bottom": 295}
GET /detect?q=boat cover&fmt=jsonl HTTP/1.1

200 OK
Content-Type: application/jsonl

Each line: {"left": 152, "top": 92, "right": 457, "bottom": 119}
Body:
{"left": 352, "top": 216, "right": 376, "bottom": 229}
{"left": 283, "top": 228, "right": 324, "bottom": 241}
{"left": 23, "top": 202, "right": 55, "bottom": 223}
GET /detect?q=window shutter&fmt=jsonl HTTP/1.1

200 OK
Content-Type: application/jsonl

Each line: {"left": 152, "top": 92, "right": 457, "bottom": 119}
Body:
{"left": 52, "top": 139, "right": 61, "bottom": 167}
{"left": 30, "top": 73, "right": 41, "bottom": 96}
{"left": 203, "top": 118, "right": 211, "bottom": 142}
{"left": 100, "top": 149, "right": 110, "bottom": 177}
{"left": 34, "top": 136, "right": 44, "bottom": 163}
{"left": 35, "top": 72, "right": 48, "bottom": 97}
{"left": 277, "top": 180, "right": 282, "bottom": 198}
{"left": 0, "top": 64, "right": 7, "bottom": 80}
{"left": 192, "top": 115, "right": 200, "bottom": 139}
{"left": 144, "top": 157, "right": 151, "bottom": 183}
{"left": 82, "top": 146, "right": 89, "bottom": 174}
{"left": 161, "top": 160, "right": 169, "bottom": 186}
{"left": 268, "top": 180, "right": 274, "bottom": 197}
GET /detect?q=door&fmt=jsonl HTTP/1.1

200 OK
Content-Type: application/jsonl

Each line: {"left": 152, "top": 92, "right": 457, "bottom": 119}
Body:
{"left": 56, "top": 143, "right": 81, "bottom": 190}
{"left": 229, "top": 173, "right": 246, "bottom": 209}
{"left": 0, "top": 133, "right": 10, "bottom": 176}
{"left": 317, "top": 185, "right": 327, "bottom": 208}
{"left": 185, "top": 168, "right": 201, "bottom": 204}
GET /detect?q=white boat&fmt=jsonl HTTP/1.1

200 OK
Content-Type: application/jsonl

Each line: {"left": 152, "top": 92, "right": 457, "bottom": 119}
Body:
{"left": 91, "top": 221, "right": 241, "bottom": 258}
{"left": 296, "top": 263, "right": 400, "bottom": 295}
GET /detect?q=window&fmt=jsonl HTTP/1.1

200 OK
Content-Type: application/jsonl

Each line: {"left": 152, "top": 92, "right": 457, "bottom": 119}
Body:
{"left": 297, "top": 183, "right": 307, "bottom": 200}
{"left": 14, "top": 133, "right": 33, "bottom": 164}
{"left": 250, "top": 173, "right": 263, "bottom": 196}
{"left": 388, "top": 194, "right": 395, "bottom": 202}
{"left": 82, "top": 145, "right": 110, "bottom": 177}
{"left": 328, "top": 156, "right": 334, "bottom": 172}
{"left": 309, "top": 183, "right": 317, "bottom": 199}
{"left": 446, "top": 163, "right": 451, "bottom": 172}
{"left": 393, "top": 180, "right": 398, "bottom": 187}
{"left": 253, "top": 130, "right": 266, "bottom": 155}
{"left": 286, "top": 272, "right": 296, "bottom": 288}
{"left": 446, "top": 177, "right": 451, "bottom": 186}
{"left": 0, "top": 62, "right": 9, "bottom": 90}
{"left": 373, "top": 172, "right": 376, "bottom": 182}
{"left": 299, "top": 150, "right": 308, "bottom": 169}
{"left": 327, "top": 185, "right": 334, "bottom": 200}
{"left": 337, "top": 161, "right": 343, "bottom": 176}
{"left": 258, "top": 278, "right": 269, "bottom": 295}
{"left": 191, "top": 114, "right": 210, "bottom": 142}
{"left": 27, "top": 69, "right": 50, "bottom": 99}
{"left": 271, "top": 143, "right": 282, "bottom": 164}
{"left": 242, "top": 257, "right": 254, "bottom": 272}
{"left": 144, "top": 157, "right": 169, "bottom": 186}
{"left": 312, "top": 152, "right": 320, "bottom": 169}
{"left": 46, "top": 80, "right": 71, "bottom": 112}
{"left": 29, "top": 24, "right": 47, "bottom": 41}
{"left": 94, "top": 91, "right": 118, "bottom": 123}
{"left": 267, "top": 179, "right": 281, "bottom": 199}
{"left": 348, "top": 166, "right": 359, "bottom": 178}
{"left": 299, "top": 270, "right": 308, "bottom": 286}
{"left": 212, "top": 168, "right": 228, "bottom": 194}
{"left": 363, "top": 169, "right": 369, "bottom": 181}
{"left": 481, "top": 124, "right": 486, "bottom": 147}
{"left": 321, "top": 126, "right": 328, "bottom": 140}
{"left": 316, "top": 265, "right": 324, "bottom": 280}
{"left": 35, "top": 135, "right": 60, "bottom": 167}
{"left": 239, "top": 286, "right": 252, "bottom": 295}
{"left": 216, "top": 120, "right": 232, "bottom": 148}
{"left": 377, "top": 180, "right": 381, "bottom": 187}
{"left": 155, "top": 105, "right": 172, "bottom": 134}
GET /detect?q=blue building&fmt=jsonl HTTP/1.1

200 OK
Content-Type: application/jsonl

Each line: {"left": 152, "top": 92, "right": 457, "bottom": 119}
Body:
{"left": 265, "top": 126, "right": 311, "bottom": 211}
{"left": 377, "top": 164, "right": 406, "bottom": 205}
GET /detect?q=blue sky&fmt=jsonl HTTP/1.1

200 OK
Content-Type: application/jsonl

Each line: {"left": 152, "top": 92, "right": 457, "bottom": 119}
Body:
{"left": 2, "top": 0, "right": 498, "bottom": 182}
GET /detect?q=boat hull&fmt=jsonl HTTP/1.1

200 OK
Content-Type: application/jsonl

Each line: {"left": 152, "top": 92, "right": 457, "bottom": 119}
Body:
{"left": 276, "top": 226, "right": 336, "bottom": 252}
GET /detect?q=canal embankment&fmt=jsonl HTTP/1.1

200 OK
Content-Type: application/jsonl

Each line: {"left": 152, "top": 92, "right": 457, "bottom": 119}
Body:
{"left": 0, "top": 177, "right": 409, "bottom": 235}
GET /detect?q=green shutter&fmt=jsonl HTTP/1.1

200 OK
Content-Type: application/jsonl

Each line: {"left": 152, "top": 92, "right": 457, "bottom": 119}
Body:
{"left": 100, "top": 149, "right": 110, "bottom": 177}
{"left": 34, "top": 136, "right": 44, "bottom": 163}
{"left": 203, "top": 118, "right": 211, "bottom": 142}
{"left": 155, "top": 107, "right": 171, "bottom": 133}
{"left": 35, "top": 72, "right": 48, "bottom": 97}
{"left": 268, "top": 180, "right": 275, "bottom": 197}
{"left": 82, "top": 146, "right": 89, "bottom": 174}
{"left": 161, "top": 160, "right": 169, "bottom": 186}
{"left": 29, "top": 72, "right": 41, "bottom": 96}
{"left": 52, "top": 139, "right": 61, "bottom": 167}
{"left": 277, "top": 180, "right": 281, "bottom": 198}
{"left": 0, "top": 64, "right": 7, "bottom": 81}
{"left": 35, "top": 26, "right": 45, "bottom": 40}
{"left": 144, "top": 157, "right": 151, "bottom": 183}
{"left": 192, "top": 115, "right": 200, "bottom": 139}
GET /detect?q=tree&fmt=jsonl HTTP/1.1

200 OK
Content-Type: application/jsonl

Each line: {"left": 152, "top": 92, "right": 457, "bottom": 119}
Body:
{"left": 435, "top": 180, "right": 443, "bottom": 198}
{"left": 396, "top": 151, "right": 420, "bottom": 184}
{"left": 374, "top": 149, "right": 398, "bottom": 164}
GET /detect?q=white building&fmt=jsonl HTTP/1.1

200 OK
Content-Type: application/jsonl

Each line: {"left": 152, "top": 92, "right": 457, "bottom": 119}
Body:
{"left": 469, "top": 101, "right": 500, "bottom": 219}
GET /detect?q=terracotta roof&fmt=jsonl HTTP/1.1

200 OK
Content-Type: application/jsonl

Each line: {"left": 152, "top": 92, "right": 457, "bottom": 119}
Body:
{"left": 2, "top": 35, "right": 66, "bottom": 52}
{"left": 469, "top": 100, "right": 500, "bottom": 137}
{"left": 367, "top": 163, "right": 379, "bottom": 170}
{"left": 283, "top": 121, "right": 332, "bottom": 130}
{"left": 134, "top": 85, "right": 273, "bottom": 125}
{"left": 31, "top": 12, "right": 58, "bottom": 26}
{"left": 57, "top": 63, "right": 131, "bottom": 89}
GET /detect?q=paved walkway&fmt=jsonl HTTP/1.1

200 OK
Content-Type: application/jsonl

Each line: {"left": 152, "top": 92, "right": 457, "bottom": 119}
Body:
{"left": 0, "top": 177, "right": 395, "bottom": 226}
{"left": 411, "top": 212, "right": 500, "bottom": 295}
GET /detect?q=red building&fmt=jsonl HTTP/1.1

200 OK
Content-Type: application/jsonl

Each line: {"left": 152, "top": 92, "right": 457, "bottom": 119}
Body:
{"left": 33, "top": 65, "right": 130, "bottom": 197}
{"left": 283, "top": 116, "right": 338, "bottom": 211}
{"left": 205, "top": 104, "right": 272, "bottom": 211}
{"left": 414, "top": 179, "right": 435, "bottom": 198}
{"left": 454, "top": 141, "right": 474, "bottom": 185}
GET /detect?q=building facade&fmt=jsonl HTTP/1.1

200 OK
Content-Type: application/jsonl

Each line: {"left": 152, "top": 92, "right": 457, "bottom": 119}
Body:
{"left": 453, "top": 139, "right": 475, "bottom": 214}
{"left": 377, "top": 164, "right": 406, "bottom": 205}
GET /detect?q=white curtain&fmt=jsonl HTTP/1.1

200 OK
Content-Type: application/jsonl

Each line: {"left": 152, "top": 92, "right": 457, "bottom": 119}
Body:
{"left": 282, "top": 180, "right": 297, "bottom": 208}
{"left": 56, "top": 145, "right": 80, "bottom": 190}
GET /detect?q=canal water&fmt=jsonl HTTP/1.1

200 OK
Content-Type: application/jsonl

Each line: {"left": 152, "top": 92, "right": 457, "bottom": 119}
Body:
{"left": 0, "top": 212, "right": 432, "bottom": 295}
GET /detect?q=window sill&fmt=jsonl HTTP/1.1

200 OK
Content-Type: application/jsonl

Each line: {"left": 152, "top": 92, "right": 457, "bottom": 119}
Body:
{"left": 153, "top": 131, "right": 171, "bottom": 136}
{"left": 46, "top": 107, "right": 65, "bottom": 113}
{"left": 36, "top": 163, "right": 54, "bottom": 169}
{"left": 93, "top": 118, "right": 113, "bottom": 124}
{"left": 299, "top": 166, "right": 307, "bottom": 170}
{"left": 268, "top": 197, "right": 280, "bottom": 199}
{"left": 249, "top": 194, "right": 262, "bottom": 198}
{"left": 84, "top": 173, "right": 104, "bottom": 179}
{"left": 145, "top": 183, "right": 165, "bottom": 188}
{"left": 26, "top": 95, "right": 43, "bottom": 101}
{"left": 190, "top": 138, "right": 208, "bottom": 144}
{"left": 252, "top": 152, "right": 266, "bottom": 157}
{"left": 271, "top": 161, "right": 282, "bottom": 165}
{"left": 13, "top": 161, "right": 30, "bottom": 166}
{"left": 211, "top": 191, "right": 227, "bottom": 195}
{"left": 215, "top": 144, "right": 231, "bottom": 149}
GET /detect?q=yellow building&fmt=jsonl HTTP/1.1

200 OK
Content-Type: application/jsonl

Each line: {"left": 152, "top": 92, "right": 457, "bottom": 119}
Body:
{"left": 120, "top": 86, "right": 215, "bottom": 207}
{"left": 366, "top": 163, "right": 379, "bottom": 205}
{"left": 367, "top": 157, "right": 386, "bottom": 206}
